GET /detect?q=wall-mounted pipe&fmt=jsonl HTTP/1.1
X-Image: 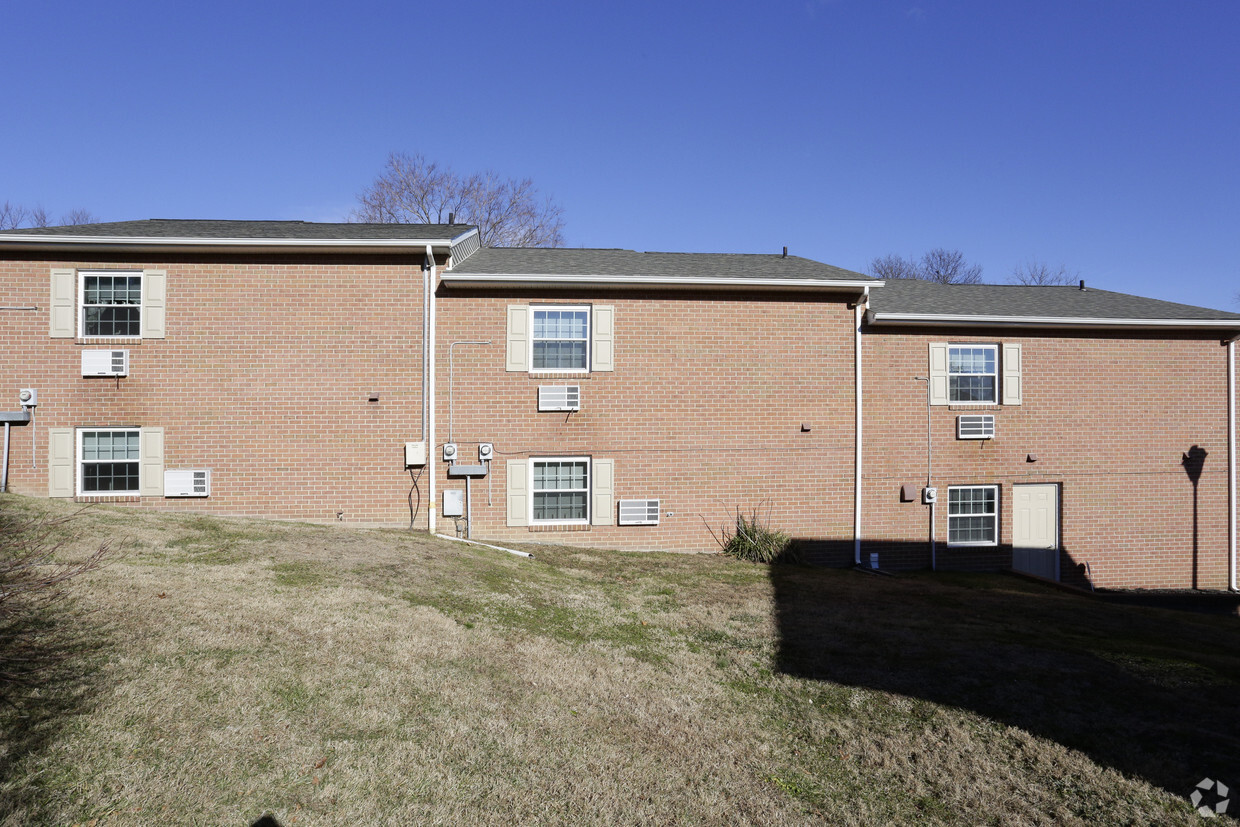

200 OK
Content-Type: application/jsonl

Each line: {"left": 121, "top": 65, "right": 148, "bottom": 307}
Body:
{"left": 853, "top": 289, "right": 867, "bottom": 566}
{"left": 913, "top": 375, "right": 934, "bottom": 570}
{"left": 1229, "top": 339, "right": 1236, "bottom": 592}
{"left": 427, "top": 246, "right": 438, "bottom": 535}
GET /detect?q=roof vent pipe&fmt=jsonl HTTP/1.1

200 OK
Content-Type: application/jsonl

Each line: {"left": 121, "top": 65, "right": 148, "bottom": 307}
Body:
{"left": 449, "top": 212, "right": 455, "bottom": 225}
{"left": 782, "top": 246, "right": 787, "bottom": 258}
{"left": 1079, "top": 279, "right": 1086, "bottom": 290}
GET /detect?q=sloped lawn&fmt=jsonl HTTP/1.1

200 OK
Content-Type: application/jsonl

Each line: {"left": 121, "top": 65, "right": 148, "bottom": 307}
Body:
{"left": 1, "top": 495, "right": 1236, "bottom": 825}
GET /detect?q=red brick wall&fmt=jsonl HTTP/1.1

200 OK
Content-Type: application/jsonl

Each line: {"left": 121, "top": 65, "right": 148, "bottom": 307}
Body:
{"left": 0, "top": 253, "right": 432, "bottom": 523}
{"left": 432, "top": 286, "right": 859, "bottom": 553}
{"left": 861, "top": 327, "right": 1233, "bottom": 589}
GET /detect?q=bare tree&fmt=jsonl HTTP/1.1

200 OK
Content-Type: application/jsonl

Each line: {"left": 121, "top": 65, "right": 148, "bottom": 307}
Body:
{"left": 351, "top": 152, "right": 565, "bottom": 248}
{"left": 1010, "top": 259, "right": 1077, "bottom": 286}
{"left": 919, "top": 248, "right": 983, "bottom": 284}
{"left": 60, "top": 208, "right": 97, "bottom": 226}
{"left": 869, "top": 253, "right": 920, "bottom": 280}
{"left": 0, "top": 201, "right": 34, "bottom": 230}
{"left": 0, "top": 202, "right": 96, "bottom": 230}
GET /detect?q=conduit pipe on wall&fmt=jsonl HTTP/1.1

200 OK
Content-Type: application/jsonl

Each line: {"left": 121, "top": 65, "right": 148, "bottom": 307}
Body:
{"left": 427, "top": 245, "right": 438, "bottom": 535}
{"left": 1229, "top": 338, "right": 1236, "bottom": 592}
{"left": 853, "top": 288, "right": 868, "bottom": 566}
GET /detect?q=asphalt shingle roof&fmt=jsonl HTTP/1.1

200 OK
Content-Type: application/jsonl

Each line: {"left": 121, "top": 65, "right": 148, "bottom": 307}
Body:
{"left": 449, "top": 247, "right": 874, "bottom": 282}
{"left": 0, "top": 219, "right": 473, "bottom": 240}
{"left": 868, "top": 278, "right": 1240, "bottom": 323}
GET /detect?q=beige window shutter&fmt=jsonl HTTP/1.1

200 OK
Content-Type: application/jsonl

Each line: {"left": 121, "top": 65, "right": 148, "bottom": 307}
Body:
{"left": 506, "top": 459, "right": 529, "bottom": 526}
{"left": 1001, "top": 343, "right": 1023, "bottom": 405}
{"left": 47, "top": 428, "right": 75, "bottom": 497}
{"left": 928, "top": 343, "right": 949, "bottom": 405}
{"left": 142, "top": 270, "right": 167, "bottom": 339}
{"left": 139, "top": 428, "right": 165, "bottom": 496}
{"left": 506, "top": 306, "right": 529, "bottom": 372}
{"left": 591, "top": 458, "right": 615, "bottom": 526}
{"left": 49, "top": 269, "right": 76, "bottom": 338}
{"left": 592, "top": 305, "right": 615, "bottom": 372}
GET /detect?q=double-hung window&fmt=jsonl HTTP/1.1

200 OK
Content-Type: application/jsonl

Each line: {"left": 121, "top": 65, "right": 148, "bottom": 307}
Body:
{"left": 531, "top": 306, "right": 590, "bottom": 372}
{"left": 948, "top": 345, "right": 997, "bottom": 404}
{"left": 531, "top": 457, "right": 590, "bottom": 524}
{"left": 947, "top": 485, "right": 999, "bottom": 546}
{"left": 77, "top": 429, "right": 141, "bottom": 495}
{"left": 80, "top": 271, "right": 142, "bottom": 338}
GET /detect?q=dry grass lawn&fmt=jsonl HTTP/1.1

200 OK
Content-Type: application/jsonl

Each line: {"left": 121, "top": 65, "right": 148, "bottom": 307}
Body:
{"left": 1, "top": 494, "right": 1237, "bottom": 825}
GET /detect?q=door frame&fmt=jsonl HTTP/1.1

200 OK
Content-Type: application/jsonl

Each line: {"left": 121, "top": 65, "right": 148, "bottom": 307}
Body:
{"left": 1012, "top": 482, "right": 1061, "bottom": 581}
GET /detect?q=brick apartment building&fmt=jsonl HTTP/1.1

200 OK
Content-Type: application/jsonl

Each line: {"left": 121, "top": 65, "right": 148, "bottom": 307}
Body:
{"left": 1, "top": 220, "right": 1236, "bottom": 590}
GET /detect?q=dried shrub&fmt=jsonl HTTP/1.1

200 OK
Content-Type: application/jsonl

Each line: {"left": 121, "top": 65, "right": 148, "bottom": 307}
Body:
{"left": 0, "top": 499, "right": 113, "bottom": 702}
{"left": 705, "top": 504, "right": 800, "bottom": 564}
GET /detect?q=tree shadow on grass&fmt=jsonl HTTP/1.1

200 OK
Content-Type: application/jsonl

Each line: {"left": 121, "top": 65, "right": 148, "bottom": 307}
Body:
{"left": 0, "top": 599, "right": 114, "bottom": 821}
{"left": 770, "top": 550, "right": 1240, "bottom": 801}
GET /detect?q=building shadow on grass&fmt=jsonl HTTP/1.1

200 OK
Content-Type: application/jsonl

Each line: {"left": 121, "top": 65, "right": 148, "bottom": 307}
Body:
{"left": 0, "top": 601, "right": 113, "bottom": 820}
{"left": 771, "top": 539, "right": 1240, "bottom": 801}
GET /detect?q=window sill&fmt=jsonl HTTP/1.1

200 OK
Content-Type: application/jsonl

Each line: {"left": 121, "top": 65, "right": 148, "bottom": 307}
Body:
{"left": 528, "top": 524, "right": 590, "bottom": 532}
{"left": 75, "top": 494, "right": 141, "bottom": 503}
{"left": 75, "top": 338, "right": 143, "bottom": 346}
{"left": 948, "top": 403, "right": 1000, "bottom": 411}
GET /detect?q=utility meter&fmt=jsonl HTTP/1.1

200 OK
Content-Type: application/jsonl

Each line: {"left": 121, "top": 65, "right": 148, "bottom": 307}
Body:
{"left": 478, "top": 443, "right": 494, "bottom": 462}
{"left": 922, "top": 487, "right": 938, "bottom": 504}
{"left": 18, "top": 388, "right": 37, "bottom": 407}
{"left": 442, "top": 442, "right": 458, "bottom": 462}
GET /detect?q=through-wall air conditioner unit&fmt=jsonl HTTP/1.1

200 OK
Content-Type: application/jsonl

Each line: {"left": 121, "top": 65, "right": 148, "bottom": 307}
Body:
{"left": 957, "top": 414, "right": 996, "bottom": 440}
{"left": 82, "top": 349, "right": 129, "bottom": 377}
{"left": 538, "top": 385, "right": 580, "bottom": 412}
{"left": 164, "top": 469, "right": 211, "bottom": 497}
{"left": 618, "top": 499, "right": 660, "bottom": 526}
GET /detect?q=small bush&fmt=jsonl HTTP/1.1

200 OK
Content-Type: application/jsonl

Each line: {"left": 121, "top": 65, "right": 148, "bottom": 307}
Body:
{"left": 708, "top": 505, "right": 800, "bottom": 564}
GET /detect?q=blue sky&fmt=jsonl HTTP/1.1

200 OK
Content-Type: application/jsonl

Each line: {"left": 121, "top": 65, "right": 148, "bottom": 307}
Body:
{"left": 4, "top": 1, "right": 1237, "bottom": 309}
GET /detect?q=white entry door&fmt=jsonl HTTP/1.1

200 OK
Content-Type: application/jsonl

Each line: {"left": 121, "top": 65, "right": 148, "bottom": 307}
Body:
{"left": 1012, "top": 484, "right": 1059, "bottom": 581}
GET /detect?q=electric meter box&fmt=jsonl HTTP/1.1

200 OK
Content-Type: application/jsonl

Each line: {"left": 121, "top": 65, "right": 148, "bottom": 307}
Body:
{"left": 443, "top": 490, "right": 465, "bottom": 517}
{"left": 922, "top": 487, "right": 938, "bottom": 504}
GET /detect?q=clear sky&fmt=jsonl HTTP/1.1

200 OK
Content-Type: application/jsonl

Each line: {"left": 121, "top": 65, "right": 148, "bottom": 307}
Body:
{"left": 4, "top": 1, "right": 1237, "bottom": 309}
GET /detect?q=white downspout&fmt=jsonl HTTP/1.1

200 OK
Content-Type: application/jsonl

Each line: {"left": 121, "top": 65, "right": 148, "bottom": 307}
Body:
{"left": 853, "top": 288, "right": 867, "bottom": 566}
{"left": 427, "top": 245, "right": 438, "bottom": 535}
{"left": 1229, "top": 339, "right": 1236, "bottom": 592}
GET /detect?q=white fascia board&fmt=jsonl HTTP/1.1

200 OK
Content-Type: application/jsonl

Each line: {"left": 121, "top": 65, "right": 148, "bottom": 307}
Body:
{"left": 0, "top": 234, "right": 458, "bottom": 254}
{"left": 867, "top": 311, "right": 1240, "bottom": 331}
{"left": 440, "top": 273, "right": 882, "bottom": 291}
{"left": 448, "top": 228, "right": 480, "bottom": 245}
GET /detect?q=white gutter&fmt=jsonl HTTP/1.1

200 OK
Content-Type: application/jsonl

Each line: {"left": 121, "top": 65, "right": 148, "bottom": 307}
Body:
{"left": 427, "top": 246, "right": 438, "bottom": 535}
{"left": 868, "top": 311, "right": 1240, "bottom": 331}
{"left": 1230, "top": 339, "right": 1236, "bottom": 592}
{"left": 853, "top": 288, "right": 868, "bottom": 566}
{"left": 442, "top": 273, "right": 882, "bottom": 291}
{"left": 0, "top": 231, "right": 474, "bottom": 253}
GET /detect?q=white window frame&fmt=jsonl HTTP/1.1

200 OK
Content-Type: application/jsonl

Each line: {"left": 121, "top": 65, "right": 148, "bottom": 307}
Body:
{"left": 76, "top": 427, "right": 142, "bottom": 497}
{"left": 530, "top": 456, "right": 591, "bottom": 525}
{"left": 78, "top": 270, "right": 143, "bottom": 340}
{"left": 948, "top": 344, "right": 998, "bottom": 405}
{"left": 530, "top": 305, "right": 590, "bottom": 374}
{"left": 947, "top": 485, "right": 1000, "bottom": 547}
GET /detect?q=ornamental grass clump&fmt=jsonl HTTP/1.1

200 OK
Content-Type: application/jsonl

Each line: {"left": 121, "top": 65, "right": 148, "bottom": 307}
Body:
{"left": 709, "top": 504, "right": 799, "bottom": 564}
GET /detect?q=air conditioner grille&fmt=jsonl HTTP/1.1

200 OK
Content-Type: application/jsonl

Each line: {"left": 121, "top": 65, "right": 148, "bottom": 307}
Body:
{"left": 957, "top": 414, "right": 996, "bottom": 440}
{"left": 165, "top": 469, "right": 211, "bottom": 497}
{"left": 82, "top": 349, "right": 129, "bottom": 377}
{"left": 618, "top": 498, "right": 660, "bottom": 526}
{"left": 538, "top": 385, "right": 581, "bottom": 411}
